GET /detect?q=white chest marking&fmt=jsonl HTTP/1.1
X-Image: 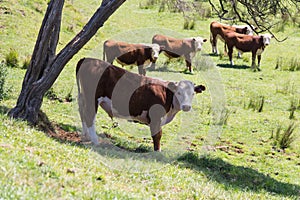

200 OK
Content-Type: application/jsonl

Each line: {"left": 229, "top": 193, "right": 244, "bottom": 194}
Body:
{"left": 160, "top": 107, "right": 178, "bottom": 126}
{"left": 256, "top": 48, "right": 264, "bottom": 55}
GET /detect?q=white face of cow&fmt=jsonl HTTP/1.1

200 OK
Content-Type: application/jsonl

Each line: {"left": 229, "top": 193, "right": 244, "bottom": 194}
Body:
{"left": 192, "top": 37, "right": 207, "bottom": 51}
{"left": 149, "top": 43, "right": 160, "bottom": 61}
{"left": 169, "top": 80, "right": 195, "bottom": 112}
{"left": 261, "top": 34, "right": 273, "bottom": 46}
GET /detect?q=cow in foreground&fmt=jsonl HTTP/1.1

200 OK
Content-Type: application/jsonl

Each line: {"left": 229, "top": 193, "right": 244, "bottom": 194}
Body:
{"left": 210, "top": 21, "right": 255, "bottom": 56}
{"left": 76, "top": 58, "right": 205, "bottom": 151}
{"left": 103, "top": 40, "right": 161, "bottom": 75}
{"left": 152, "top": 34, "right": 207, "bottom": 73}
{"left": 224, "top": 32, "right": 273, "bottom": 70}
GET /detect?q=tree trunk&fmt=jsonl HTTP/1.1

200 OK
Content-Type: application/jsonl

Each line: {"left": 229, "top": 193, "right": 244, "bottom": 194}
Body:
{"left": 8, "top": 0, "right": 126, "bottom": 124}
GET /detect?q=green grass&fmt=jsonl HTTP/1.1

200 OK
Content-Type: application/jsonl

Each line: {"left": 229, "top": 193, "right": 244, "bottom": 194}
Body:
{"left": 1, "top": 0, "right": 300, "bottom": 199}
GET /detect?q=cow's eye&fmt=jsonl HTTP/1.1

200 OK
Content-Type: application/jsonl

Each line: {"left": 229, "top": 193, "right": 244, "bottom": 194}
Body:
{"left": 177, "top": 92, "right": 181, "bottom": 95}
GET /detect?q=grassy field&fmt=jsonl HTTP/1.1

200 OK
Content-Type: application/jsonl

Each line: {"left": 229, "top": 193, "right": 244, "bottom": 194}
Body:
{"left": 1, "top": 0, "right": 300, "bottom": 199}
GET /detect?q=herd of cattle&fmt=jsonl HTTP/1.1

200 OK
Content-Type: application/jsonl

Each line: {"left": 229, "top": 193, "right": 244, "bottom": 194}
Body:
{"left": 76, "top": 21, "right": 274, "bottom": 151}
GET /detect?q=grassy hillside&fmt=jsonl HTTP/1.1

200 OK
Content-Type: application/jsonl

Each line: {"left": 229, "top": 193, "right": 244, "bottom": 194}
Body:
{"left": 1, "top": 0, "right": 300, "bottom": 199}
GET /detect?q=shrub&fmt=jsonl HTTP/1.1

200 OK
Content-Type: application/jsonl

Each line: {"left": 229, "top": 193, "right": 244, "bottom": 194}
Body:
{"left": 183, "top": 18, "right": 195, "bottom": 30}
{"left": 0, "top": 61, "right": 8, "bottom": 101}
{"left": 45, "top": 87, "right": 63, "bottom": 102}
{"left": 5, "top": 49, "right": 19, "bottom": 68}
{"left": 22, "top": 55, "right": 31, "bottom": 69}
{"left": 271, "top": 123, "right": 297, "bottom": 150}
{"left": 139, "top": 0, "right": 158, "bottom": 9}
{"left": 65, "top": 88, "right": 74, "bottom": 102}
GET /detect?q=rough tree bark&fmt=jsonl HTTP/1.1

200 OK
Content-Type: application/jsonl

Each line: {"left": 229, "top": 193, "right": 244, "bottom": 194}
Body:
{"left": 8, "top": 0, "right": 126, "bottom": 124}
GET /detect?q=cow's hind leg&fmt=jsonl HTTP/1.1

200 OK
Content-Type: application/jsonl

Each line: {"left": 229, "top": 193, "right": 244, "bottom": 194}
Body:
{"left": 228, "top": 47, "right": 234, "bottom": 66}
{"left": 78, "top": 94, "right": 90, "bottom": 142}
{"left": 210, "top": 33, "right": 218, "bottom": 54}
{"left": 81, "top": 97, "right": 99, "bottom": 145}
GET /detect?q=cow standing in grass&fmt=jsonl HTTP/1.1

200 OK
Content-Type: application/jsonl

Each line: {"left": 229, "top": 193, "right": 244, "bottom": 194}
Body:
{"left": 152, "top": 34, "right": 207, "bottom": 73}
{"left": 224, "top": 32, "right": 273, "bottom": 70}
{"left": 76, "top": 58, "right": 205, "bottom": 151}
{"left": 210, "top": 21, "right": 256, "bottom": 57}
{"left": 103, "top": 40, "right": 161, "bottom": 75}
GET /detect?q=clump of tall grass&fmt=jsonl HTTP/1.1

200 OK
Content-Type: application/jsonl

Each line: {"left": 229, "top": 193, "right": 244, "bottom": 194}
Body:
{"left": 288, "top": 98, "right": 300, "bottom": 119}
{"left": 213, "top": 108, "right": 231, "bottom": 126}
{"left": 183, "top": 17, "right": 195, "bottom": 30}
{"left": 0, "top": 61, "right": 9, "bottom": 101}
{"left": 5, "top": 49, "right": 18, "bottom": 68}
{"left": 275, "top": 57, "right": 300, "bottom": 71}
{"left": 275, "top": 81, "right": 295, "bottom": 95}
{"left": 139, "top": 0, "right": 159, "bottom": 9}
{"left": 246, "top": 95, "right": 265, "bottom": 112}
{"left": 45, "top": 87, "right": 63, "bottom": 102}
{"left": 271, "top": 123, "right": 298, "bottom": 150}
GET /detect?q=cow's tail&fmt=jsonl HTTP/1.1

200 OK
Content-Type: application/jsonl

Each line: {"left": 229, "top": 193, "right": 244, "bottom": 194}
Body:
{"left": 76, "top": 58, "right": 85, "bottom": 96}
{"left": 103, "top": 42, "right": 106, "bottom": 61}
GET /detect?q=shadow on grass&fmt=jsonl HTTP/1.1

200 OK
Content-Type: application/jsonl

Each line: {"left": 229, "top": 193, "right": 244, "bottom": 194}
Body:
{"left": 0, "top": 105, "right": 10, "bottom": 115}
{"left": 32, "top": 112, "right": 299, "bottom": 196}
{"left": 178, "top": 152, "right": 300, "bottom": 197}
{"left": 217, "top": 63, "right": 250, "bottom": 70}
{"left": 202, "top": 53, "right": 219, "bottom": 57}
{"left": 148, "top": 65, "right": 195, "bottom": 75}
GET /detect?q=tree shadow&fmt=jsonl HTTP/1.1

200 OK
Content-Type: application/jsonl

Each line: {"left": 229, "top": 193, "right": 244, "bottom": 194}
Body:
{"left": 26, "top": 114, "right": 300, "bottom": 197}
{"left": 178, "top": 152, "right": 300, "bottom": 197}
{"left": 217, "top": 63, "right": 250, "bottom": 70}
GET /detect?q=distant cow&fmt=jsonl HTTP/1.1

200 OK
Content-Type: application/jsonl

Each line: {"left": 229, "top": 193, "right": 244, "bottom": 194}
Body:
{"left": 76, "top": 58, "right": 205, "bottom": 151}
{"left": 152, "top": 34, "right": 207, "bottom": 73}
{"left": 210, "top": 21, "right": 255, "bottom": 56}
{"left": 224, "top": 32, "right": 273, "bottom": 70}
{"left": 103, "top": 40, "right": 161, "bottom": 75}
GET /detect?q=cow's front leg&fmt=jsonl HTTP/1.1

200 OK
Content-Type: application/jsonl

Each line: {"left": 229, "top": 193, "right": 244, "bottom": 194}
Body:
{"left": 151, "top": 129, "right": 162, "bottom": 151}
{"left": 251, "top": 52, "right": 257, "bottom": 70}
{"left": 149, "top": 104, "right": 166, "bottom": 151}
{"left": 138, "top": 65, "right": 146, "bottom": 76}
{"left": 257, "top": 55, "right": 262, "bottom": 71}
{"left": 150, "top": 119, "right": 162, "bottom": 151}
{"left": 184, "top": 57, "right": 192, "bottom": 73}
{"left": 228, "top": 47, "right": 234, "bottom": 65}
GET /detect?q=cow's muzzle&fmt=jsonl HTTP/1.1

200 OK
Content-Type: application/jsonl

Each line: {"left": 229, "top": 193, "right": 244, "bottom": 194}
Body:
{"left": 181, "top": 105, "right": 191, "bottom": 112}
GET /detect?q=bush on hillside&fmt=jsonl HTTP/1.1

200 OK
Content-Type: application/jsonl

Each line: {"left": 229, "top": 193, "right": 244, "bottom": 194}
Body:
{"left": 5, "top": 49, "right": 19, "bottom": 68}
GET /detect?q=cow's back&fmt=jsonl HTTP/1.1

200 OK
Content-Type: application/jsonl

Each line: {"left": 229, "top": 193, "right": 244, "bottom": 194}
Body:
{"left": 152, "top": 34, "right": 192, "bottom": 56}
{"left": 225, "top": 32, "right": 261, "bottom": 52}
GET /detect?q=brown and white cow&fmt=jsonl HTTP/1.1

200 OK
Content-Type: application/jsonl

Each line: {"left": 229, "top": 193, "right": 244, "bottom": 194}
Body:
{"left": 76, "top": 58, "right": 205, "bottom": 151}
{"left": 224, "top": 32, "right": 273, "bottom": 70}
{"left": 210, "top": 21, "right": 254, "bottom": 56}
{"left": 103, "top": 40, "right": 161, "bottom": 75}
{"left": 152, "top": 34, "right": 207, "bottom": 73}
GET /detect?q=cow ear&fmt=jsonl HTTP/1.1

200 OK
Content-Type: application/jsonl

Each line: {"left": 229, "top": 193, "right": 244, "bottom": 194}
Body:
{"left": 194, "top": 85, "right": 206, "bottom": 93}
{"left": 168, "top": 82, "right": 178, "bottom": 92}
